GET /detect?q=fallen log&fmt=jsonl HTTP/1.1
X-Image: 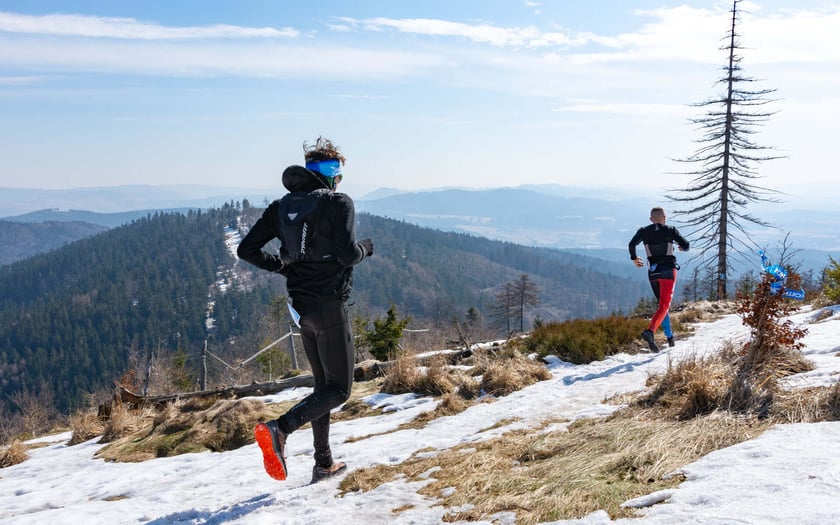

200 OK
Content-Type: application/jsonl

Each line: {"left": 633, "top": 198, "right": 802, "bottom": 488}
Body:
{"left": 116, "top": 374, "right": 315, "bottom": 408}
{"left": 116, "top": 347, "right": 474, "bottom": 407}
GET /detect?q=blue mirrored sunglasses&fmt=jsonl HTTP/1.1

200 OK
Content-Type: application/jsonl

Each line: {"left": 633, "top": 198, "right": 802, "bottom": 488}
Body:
{"left": 305, "top": 159, "right": 342, "bottom": 178}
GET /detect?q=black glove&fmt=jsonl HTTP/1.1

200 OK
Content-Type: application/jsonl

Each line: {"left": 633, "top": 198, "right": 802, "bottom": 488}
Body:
{"left": 359, "top": 238, "right": 373, "bottom": 257}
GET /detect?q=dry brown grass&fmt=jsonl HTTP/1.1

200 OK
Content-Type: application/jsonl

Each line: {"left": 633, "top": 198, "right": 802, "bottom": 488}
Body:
{"left": 68, "top": 408, "right": 106, "bottom": 445}
{"left": 363, "top": 349, "right": 550, "bottom": 437}
{"left": 95, "top": 376, "right": 387, "bottom": 461}
{"left": 475, "top": 354, "right": 551, "bottom": 397}
{"left": 642, "top": 342, "right": 816, "bottom": 421}
{"left": 99, "top": 401, "right": 156, "bottom": 445}
{"left": 642, "top": 345, "right": 738, "bottom": 419}
{"left": 773, "top": 383, "right": 840, "bottom": 423}
{"left": 406, "top": 393, "right": 469, "bottom": 428}
{"left": 809, "top": 307, "right": 835, "bottom": 323}
{"left": 0, "top": 440, "right": 28, "bottom": 468}
{"left": 643, "top": 276, "right": 815, "bottom": 421}
{"left": 340, "top": 411, "right": 770, "bottom": 523}
{"left": 381, "top": 353, "right": 476, "bottom": 397}
{"left": 95, "top": 398, "right": 275, "bottom": 462}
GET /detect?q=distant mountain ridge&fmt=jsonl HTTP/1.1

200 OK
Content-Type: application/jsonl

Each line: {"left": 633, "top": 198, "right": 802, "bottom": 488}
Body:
{"left": 4, "top": 184, "right": 837, "bottom": 274}
{"left": 0, "top": 184, "right": 275, "bottom": 217}
{"left": 7, "top": 208, "right": 197, "bottom": 228}
{"left": 357, "top": 187, "right": 640, "bottom": 250}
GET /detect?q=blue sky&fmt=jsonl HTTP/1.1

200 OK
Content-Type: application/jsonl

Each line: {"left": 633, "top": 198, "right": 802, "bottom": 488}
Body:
{"left": 1, "top": 1, "right": 838, "bottom": 204}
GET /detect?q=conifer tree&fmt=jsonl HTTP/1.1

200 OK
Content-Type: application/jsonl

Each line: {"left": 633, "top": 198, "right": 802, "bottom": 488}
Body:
{"left": 668, "top": 0, "right": 783, "bottom": 300}
{"left": 363, "top": 305, "right": 411, "bottom": 361}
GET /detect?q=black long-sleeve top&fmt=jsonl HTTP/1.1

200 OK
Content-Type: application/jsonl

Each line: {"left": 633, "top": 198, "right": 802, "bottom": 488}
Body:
{"left": 237, "top": 165, "right": 368, "bottom": 300}
{"left": 628, "top": 223, "right": 689, "bottom": 268}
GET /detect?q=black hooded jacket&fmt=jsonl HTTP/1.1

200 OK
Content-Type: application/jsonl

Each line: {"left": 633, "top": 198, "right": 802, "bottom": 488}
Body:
{"left": 237, "top": 165, "right": 368, "bottom": 300}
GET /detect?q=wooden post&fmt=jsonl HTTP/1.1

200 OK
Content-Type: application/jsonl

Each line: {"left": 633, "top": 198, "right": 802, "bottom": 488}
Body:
{"left": 201, "top": 340, "right": 208, "bottom": 391}
{"left": 143, "top": 350, "right": 153, "bottom": 397}
{"left": 289, "top": 325, "right": 299, "bottom": 369}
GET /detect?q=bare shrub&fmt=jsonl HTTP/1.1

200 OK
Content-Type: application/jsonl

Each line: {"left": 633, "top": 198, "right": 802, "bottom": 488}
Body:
{"left": 9, "top": 385, "right": 61, "bottom": 438}
{"left": 0, "top": 399, "right": 19, "bottom": 446}
{"left": 0, "top": 440, "right": 28, "bottom": 468}
{"left": 726, "top": 274, "right": 812, "bottom": 416}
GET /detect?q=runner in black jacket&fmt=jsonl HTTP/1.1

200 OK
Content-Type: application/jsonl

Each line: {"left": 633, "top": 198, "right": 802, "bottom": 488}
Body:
{"left": 628, "top": 207, "right": 689, "bottom": 352}
{"left": 238, "top": 137, "right": 372, "bottom": 484}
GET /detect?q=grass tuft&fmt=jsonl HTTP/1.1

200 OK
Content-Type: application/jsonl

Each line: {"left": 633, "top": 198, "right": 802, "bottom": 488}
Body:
{"left": 68, "top": 408, "right": 105, "bottom": 445}
{"left": 0, "top": 440, "right": 28, "bottom": 468}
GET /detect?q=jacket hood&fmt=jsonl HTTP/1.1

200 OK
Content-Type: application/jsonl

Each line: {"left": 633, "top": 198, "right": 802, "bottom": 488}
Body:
{"left": 282, "top": 165, "right": 332, "bottom": 193}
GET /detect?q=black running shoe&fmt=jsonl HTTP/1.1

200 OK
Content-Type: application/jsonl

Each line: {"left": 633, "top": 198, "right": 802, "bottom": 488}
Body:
{"left": 311, "top": 462, "right": 347, "bottom": 484}
{"left": 641, "top": 329, "right": 659, "bottom": 352}
{"left": 667, "top": 336, "right": 675, "bottom": 347}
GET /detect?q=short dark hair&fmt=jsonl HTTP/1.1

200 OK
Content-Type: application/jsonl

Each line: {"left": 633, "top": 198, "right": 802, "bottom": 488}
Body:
{"left": 303, "top": 136, "right": 346, "bottom": 165}
{"left": 650, "top": 207, "right": 665, "bottom": 218}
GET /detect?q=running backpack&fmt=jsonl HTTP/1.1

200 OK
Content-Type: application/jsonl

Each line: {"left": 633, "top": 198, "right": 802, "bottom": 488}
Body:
{"left": 275, "top": 189, "right": 334, "bottom": 264}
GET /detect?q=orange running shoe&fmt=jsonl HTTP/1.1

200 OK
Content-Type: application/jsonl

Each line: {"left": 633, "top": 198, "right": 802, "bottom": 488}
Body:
{"left": 254, "top": 420, "right": 287, "bottom": 481}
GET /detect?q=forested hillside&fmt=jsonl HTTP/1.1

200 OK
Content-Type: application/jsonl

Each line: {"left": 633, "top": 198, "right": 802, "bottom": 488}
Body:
{"left": 1, "top": 203, "right": 649, "bottom": 413}
{"left": 351, "top": 213, "right": 645, "bottom": 322}
{"left": 0, "top": 206, "right": 276, "bottom": 412}
{"left": 0, "top": 220, "right": 108, "bottom": 266}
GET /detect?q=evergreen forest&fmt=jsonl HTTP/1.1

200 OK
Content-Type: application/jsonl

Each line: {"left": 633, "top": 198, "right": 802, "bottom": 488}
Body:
{"left": 0, "top": 203, "right": 649, "bottom": 412}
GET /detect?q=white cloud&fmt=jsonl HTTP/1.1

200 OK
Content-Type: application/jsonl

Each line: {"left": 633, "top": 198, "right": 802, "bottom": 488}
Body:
{"left": 349, "top": 4, "right": 840, "bottom": 67}
{"left": 326, "top": 22, "right": 352, "bottom": 33}
{"left": 1, "top": 5, "right": 839, "bottom": 95}
{"left": 0, "top": 74, "right": 45, "bottom": 85}
{"left": 0, "top": 36, "right": 445, "bottom": 78}
{"left": 553, "top": 102, "right": 690, "bottom": 117}
{"left": 0, "top": 11, "right": 299, "bottom": 39}
{"left": 332, "top": 93, "right": 394, "bottom": 100}
{"left": 351, "top": 17, "right": 582, "bottom": 48}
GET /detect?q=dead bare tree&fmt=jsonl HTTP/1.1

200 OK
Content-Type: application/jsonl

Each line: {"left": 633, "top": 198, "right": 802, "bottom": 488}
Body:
{"left": 668, "top": 0, "right": 784, "bottom": 300}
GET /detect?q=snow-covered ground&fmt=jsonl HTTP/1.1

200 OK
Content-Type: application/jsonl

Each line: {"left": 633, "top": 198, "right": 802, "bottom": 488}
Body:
{"left": 3, "top": 306, "right": 840, "bottom": 524}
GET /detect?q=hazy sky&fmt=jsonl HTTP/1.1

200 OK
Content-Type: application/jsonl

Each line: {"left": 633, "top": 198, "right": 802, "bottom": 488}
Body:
{"left": 1, "top": 1, "right": 838, "bottom": 203}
